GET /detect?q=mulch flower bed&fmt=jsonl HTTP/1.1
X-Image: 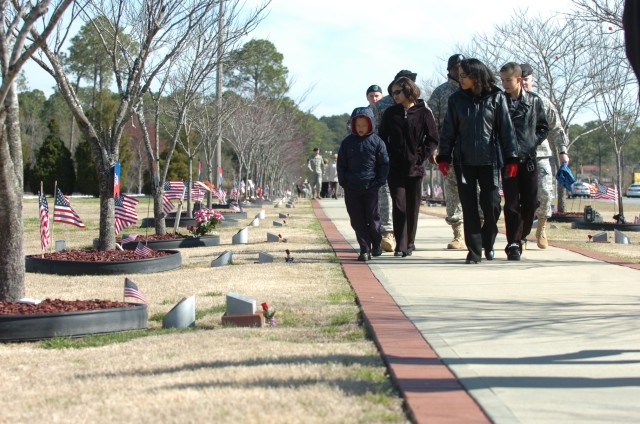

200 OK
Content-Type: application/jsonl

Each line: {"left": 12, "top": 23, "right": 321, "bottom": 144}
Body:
{"left": 552, "top": 212, "right": 583, "bottom": 217}
{"left": 119, "top": 233, "right": 193, "bottom": 242}
{"left": 40, "top": 249, "right": 169, "bottom": 261}
{"left": 0, "top": 299, "right": 134, "bottom": 315}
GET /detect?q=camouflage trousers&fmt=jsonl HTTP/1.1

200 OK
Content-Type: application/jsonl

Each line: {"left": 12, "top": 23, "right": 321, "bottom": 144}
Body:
{"left": 379, "top": 183, "right": 393, "bottom": 233}
{"left": 444, "top": 167, "right": 463, "bottom": 225}
{"left": 310, "top": 172, "right": 322, "bottom": 197}
{"left": 536, "top": 158, "right": 553, "bottom": 218}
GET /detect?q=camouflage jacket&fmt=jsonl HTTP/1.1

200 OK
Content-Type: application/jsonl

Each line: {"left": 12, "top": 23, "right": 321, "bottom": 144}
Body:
{"left": 427, "top": 77, "right": 460, "bottom": 132}
{"left": 536, "top": 95, "right": 568, "bottom": 158}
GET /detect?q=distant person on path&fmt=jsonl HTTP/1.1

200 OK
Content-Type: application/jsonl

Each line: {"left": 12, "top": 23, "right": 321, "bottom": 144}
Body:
{"left": 379, "top": 76, "right": 439, "bottom": 257}
{"left": 366, "top": 84, "right": 395, "bottom": 253}
{"left": 499, "top": 62, "right": 548, "bottom": 261}
{"left": 520, "top": 63, "right": 570, "bottom": 249}
{"left": 321, "top": 157, "right": 330, "bottom": 198}
{"left": 337, "top": 107, "right": 389, "bottom": 262}
{"left": 326, "top": 153, "right": 339, "bottom": 198}
{"left": 307, "top": 148, "right": 324, "bottom": 200}
{"left": 437, "top": 58, "right": 518, "bottom": 264}
{"left": 428, "top": 54, "right": 467, "bottom": 250}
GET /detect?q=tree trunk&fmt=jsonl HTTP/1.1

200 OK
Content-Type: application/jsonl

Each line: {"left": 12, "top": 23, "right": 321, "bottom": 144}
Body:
{"left": 96, "top": 165, "right": 116, "bottom": 250}
{"left": 0, "top": 88, "right": 25, "bottom": 301}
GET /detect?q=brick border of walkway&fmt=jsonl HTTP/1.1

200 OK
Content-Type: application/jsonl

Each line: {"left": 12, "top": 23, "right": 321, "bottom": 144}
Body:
{"left": 313, "top": 202, "right": 491, "bottom": 424}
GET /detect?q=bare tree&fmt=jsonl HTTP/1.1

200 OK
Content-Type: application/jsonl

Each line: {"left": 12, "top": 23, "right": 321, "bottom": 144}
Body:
{"left": 571, "top": 0, "right": 624, "bottom": 30}
{"left": 0, "top": 0, "right": 73, "bottom": 301}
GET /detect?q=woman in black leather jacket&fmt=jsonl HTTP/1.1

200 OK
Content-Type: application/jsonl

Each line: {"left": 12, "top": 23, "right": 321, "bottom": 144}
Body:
{"left": 379, "top": 77, "right": 439, "bottom": 257}
{"left": 437, "top": 58, "right": 518, "bottom": 264}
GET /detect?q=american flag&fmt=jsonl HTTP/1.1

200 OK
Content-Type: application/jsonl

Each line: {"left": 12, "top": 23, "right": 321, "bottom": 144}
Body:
{"left": 593, "top": 183, "right": 618, "bottom": 201}
{"left": 162, "top": 194, "right": 174, "bottom": 214}
{"left": 230, "top": 187, "right": 238, "bottom": 200}
{"left": 134, "top": 241, "right": 153, "bottom": 257}
{"left": 54, "top": 188, "right": 86, "bottom": 228}
{"left": 190, "top": 181, "right": 209, "bottom": 202}
{"left": 163, "top": 180, "right": 185, "bottom": 200}
{"left": 120, "top": 233, "right": 138, "bottom": 244}
{"left": 216, "top": 188, "right": 227, "bottom": 204}
{"left": 124, "top": 278, "right": 148, "bottom": 303}
{"left": 114, "top": 194, "right": 139, "bottom": 234}
{"left": 38, "top": 191, "right": 50, "bottom": 251}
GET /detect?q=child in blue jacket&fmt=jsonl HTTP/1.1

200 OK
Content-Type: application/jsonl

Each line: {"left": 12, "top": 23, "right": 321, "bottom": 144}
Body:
{"left": 337, "top": 107, "right": 389, "bottom": 262}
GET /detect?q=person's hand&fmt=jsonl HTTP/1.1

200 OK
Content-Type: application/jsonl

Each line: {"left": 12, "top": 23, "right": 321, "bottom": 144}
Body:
{"left": 559, "top": 153, "right": 569, "bottom": 165}
{"left": 438, "top": 162, "right": 450, "bottom": 177}
{"left": 506, "top": 163, "right": 518, "bottom": 178}
{"left": 428, "top": 152, "right": 438, "bottom": 165}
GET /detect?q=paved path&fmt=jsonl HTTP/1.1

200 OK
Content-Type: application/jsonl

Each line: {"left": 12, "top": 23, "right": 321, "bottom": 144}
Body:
{"left": 314, "top": 199, "right": 640, "bottom": 424}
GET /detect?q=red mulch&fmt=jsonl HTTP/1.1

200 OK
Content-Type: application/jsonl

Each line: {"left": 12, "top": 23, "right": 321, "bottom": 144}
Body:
{"left": 552, "top": 212, "right": 583, "bottom": 217}
{"left": 36, "top": 249, "right": 169, "bottom": 261}
{"left": 0, "top": 299, "right": 136, "bottom": 315}
{"left": 119, "top": 233, "right": 193, "bottom": 242}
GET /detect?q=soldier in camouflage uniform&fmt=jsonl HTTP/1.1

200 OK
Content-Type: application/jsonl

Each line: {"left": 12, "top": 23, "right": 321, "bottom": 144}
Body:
{"left": 520, "top": 64, "right": 570, "bottom": 249}
{"left": 307, "top": 148, "right": 325, "bottom": 199}
{"left": 428, "top": 54, "right": 466, "bottom": 249}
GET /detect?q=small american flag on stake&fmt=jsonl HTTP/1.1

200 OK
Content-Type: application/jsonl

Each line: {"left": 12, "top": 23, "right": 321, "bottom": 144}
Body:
{"left": 54, "top": 188, "right": 86, "bottom": 228}
{"left": 163, "top": 180, "right": 185, "bottom": 200}
{"left": 134, "top": 241, "right": 153, "bottom": 257}
{"left": 114, "top": 194, "right": 139, "bottom": 234}
{"left": 162, "top": 193, "right": 174, "bottom": 215}
{"left": 124, "top": 278, "right": 147, "bottom": 303}
{"left": 120, "top": 233, "right": 138, "bottom": 245}
{"left": 38, "top": 191, "right": 50, "bottom": 251}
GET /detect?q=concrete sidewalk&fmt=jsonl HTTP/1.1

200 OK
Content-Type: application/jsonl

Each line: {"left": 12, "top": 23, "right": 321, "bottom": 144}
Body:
{"left": 316, "top": 199, "right": 640, "bottom": 423}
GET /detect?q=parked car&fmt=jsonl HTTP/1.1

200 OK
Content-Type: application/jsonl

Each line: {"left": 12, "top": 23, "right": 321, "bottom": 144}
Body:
{"left": 625, "top": 182, "right": 640, "bottom": 198}
{"left": 567, "top": 181, "right": 592, "bottom": 198}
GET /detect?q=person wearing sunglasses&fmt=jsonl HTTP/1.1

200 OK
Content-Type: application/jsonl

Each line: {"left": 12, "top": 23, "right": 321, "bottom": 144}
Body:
{"left": 437, "top": 58, "right": 518, "bottom": 264}
{"left": 378, "top": 76, "right": 439, "bottom": 258}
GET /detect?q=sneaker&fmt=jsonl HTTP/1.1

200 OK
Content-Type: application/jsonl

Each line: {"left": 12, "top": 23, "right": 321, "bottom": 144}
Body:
{"left": 506, "top": 243, "right": 521, "bottom": 261}
{"left": 371, "top": 246, "right": 383, "bottom": 257}
{"left": 357, "top": 253, "right": 368, "bottom": 262}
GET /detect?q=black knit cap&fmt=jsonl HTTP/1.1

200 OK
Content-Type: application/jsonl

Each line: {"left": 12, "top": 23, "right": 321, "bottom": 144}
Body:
{"left": 394, "top": 69, "right": 417, "bottom": 81}
{"left": 447, "top": 54, "right": 465, "bottom": 69}
{"left": 520, "top": 63, "right": 533, "bottom": 77}
{"left": 366, "top": 85, "right": 382, "bottom": 95}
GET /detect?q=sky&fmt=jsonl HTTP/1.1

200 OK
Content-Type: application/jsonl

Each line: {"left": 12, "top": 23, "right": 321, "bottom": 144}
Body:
{"left": 22, "top": 0, "right": 576, "bottom": 118}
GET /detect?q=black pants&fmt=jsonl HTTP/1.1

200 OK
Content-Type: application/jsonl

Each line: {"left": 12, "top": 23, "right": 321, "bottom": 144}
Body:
{"left": 502, "top": 160, "right": 539, "bottom": 246}
{"left": 344, "top": 186, "right": 381, "bottom": 254}
{"left": 455, "top": 164, "right": 501, "bottom": 261}
{"left": 388, "top": 175, "right": 423, "bottom": 254}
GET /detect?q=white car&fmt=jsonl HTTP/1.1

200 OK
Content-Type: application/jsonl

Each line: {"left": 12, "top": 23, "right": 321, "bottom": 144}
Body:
{"left": 625, "top": 182, "right": 640, "bottom": 198}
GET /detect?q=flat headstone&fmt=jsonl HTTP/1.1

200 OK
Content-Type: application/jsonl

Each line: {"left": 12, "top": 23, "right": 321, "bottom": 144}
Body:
{"left": 592, "top": 232, "right": 608, "bottom": 243}
{"left": 226, "top": 292, "right": 256, "bottom": 316}
{"left": 273, "top": 220, "right": 284, "bottom": 227}
{"left": 278, "top": 213, "right": 288, "bottom": 219}
{"left": 258, "top": 251, "right": 274, "bottom": 263}
{"left": 266, "top": 232, "right": 280, "bottom": 242}
{"left": 162, "top": 295, "right": 196, "bottom": 329}
{"left": 232, "top": 227, "right": 248, "bottom": 244}
{"left": 211, "top": 250, "right": 233, "bottom": 267}
{"left": 614, "top": 229, "right": 631, "bottom": 244}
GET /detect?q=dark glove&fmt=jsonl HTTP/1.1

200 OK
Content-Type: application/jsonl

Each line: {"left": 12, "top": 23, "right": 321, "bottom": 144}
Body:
{"left": 438, "top": 162, "right": 450, "bottom": 177}
{"left": 506, "top": 163, "right": 518, "bottom": 178}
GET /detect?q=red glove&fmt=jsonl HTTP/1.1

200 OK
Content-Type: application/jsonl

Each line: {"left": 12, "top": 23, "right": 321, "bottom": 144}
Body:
{"left": 438, "top": 162, "right": 450, "bottom": 177}
{"left": 506, "top": 163, "right": 518, "bottom": 178}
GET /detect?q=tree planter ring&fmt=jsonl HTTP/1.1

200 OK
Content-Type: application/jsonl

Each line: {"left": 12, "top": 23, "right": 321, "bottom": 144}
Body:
{"left": 25, "top": 250, "right": 182, "bottom": 275}
{"left": 0, "top": 303, "right": 147, "bottom": 342}
{"left": 571, "top": 222, "right": 640, "bottom": 232}
{"left": 547, "top": 214, "right": 584, "bottom": 223}
{"left": 122, "top": 236, "right": 220, "bottom": 250}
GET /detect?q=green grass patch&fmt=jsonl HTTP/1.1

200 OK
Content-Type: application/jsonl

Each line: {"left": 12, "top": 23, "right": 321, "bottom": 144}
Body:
{"left": 330, "top": 310, "right": 356, "bottom": 326}
{"left": 327, "top": 288, "right": 356, "bottom": 304}
{"left": 149, "top": 312, "right": 165, "bottom": 322}
{"left": 160, "top": 299, "right": 177, "bottom": 305}
{"left": 351, "top": 367, "right": 388, "bottom": 383}
{"left": 38, "top": 328, "right": 185, "bottom": 349}
{"left": 203, "top": 291, "right": 224, "bottom": 297}
{"left": 195, "top": 304, "right": 226, "bottom": 320}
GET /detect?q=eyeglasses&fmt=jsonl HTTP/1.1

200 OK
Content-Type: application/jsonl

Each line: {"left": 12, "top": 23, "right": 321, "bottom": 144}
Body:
{"left": 459, "top": 72, "right": 470, "bottom": 79}
{"left": 391, "top": 89, "right": 403, "bottom": 96}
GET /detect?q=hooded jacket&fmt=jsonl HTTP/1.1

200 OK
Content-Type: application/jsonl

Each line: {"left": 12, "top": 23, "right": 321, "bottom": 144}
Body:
{"left": 378, "top": 99, "right": 439, "bottom": 178}
{"left": 337, "top": 107, "right": 389, "bottom": 191}
{"left": 437, "top": 86, "right": 518, "bottom": 167}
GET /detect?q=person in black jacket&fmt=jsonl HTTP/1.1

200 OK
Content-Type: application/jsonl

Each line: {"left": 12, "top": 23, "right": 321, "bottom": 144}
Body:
{"left": 499, "top": 62, "right": 549, "bottom": 260}
{"left": 379, "top": 77, "right": 439, "bottom": 257}
{"left": 437, "top": 58, "right": 519, "bottom": 264}
{"left": 337, "top": 107, "right": 389, "bottom": 262}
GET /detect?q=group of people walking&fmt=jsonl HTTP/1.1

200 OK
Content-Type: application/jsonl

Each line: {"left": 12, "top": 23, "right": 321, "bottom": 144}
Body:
{"left": 333, "top": 54, "right": 570, "bottom": 264}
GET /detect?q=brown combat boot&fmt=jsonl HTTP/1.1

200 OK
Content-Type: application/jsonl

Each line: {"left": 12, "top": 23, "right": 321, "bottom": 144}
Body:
{"left": 380, "top": 231, "right": 396, "bottom": 253}
{"left": 447, "top": 222, "right": 465, "bottom": 249}
{"left": 536, "top": 218, "right": 548, "bottom": 249}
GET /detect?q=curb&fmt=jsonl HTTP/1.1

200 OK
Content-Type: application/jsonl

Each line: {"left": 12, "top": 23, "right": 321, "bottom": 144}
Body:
{"left": 313, "top": 202, "right": 490, "bottom": 424}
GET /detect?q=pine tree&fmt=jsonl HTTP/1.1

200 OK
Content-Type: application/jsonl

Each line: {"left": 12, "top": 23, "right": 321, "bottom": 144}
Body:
{"left": 74, "top": 138, "right": 99, "bottom": 196}
{"left": 29, "top": 119, "right": 75, "bottom": 194}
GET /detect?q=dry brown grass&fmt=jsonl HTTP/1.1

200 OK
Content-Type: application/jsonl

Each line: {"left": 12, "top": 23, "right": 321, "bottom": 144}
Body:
{"left": 2, "top": 196, "right": 407, "bottom": 424}
{"left": 421, "top": 197, "right": 640, "bottom": 263}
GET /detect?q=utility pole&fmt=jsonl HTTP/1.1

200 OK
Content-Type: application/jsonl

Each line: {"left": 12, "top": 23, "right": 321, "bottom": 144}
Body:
{"left": 215, "top": 0, "right": 225, "bottom": 196}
